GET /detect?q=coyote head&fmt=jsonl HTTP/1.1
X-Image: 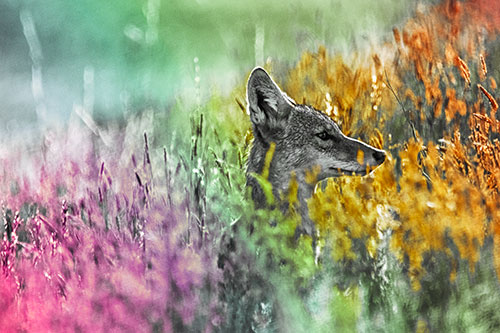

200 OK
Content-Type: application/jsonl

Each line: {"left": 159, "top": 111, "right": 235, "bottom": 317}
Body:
{"left": 246, "top": 67, "right": 385, "bottom": 200}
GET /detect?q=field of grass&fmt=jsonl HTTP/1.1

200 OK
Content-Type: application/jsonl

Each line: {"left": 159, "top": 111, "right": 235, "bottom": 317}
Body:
{"left": 2, "top": 0, "right": 500, "bottom": 331}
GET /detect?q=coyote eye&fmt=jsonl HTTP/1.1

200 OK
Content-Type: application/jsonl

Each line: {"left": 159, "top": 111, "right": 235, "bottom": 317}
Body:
{"left": 316, "top": 131, "right": 330, "bottom": 141}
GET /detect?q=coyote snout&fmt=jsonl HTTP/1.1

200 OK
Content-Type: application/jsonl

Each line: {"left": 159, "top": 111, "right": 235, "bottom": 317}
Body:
{"left": 245, "top": 67, "right": 386, "bottom": 235}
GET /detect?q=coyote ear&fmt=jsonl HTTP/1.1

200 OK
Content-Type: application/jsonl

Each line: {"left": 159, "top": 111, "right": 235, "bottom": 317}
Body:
{"left": 246, "top": 67, "right": 294, "bottom": 132}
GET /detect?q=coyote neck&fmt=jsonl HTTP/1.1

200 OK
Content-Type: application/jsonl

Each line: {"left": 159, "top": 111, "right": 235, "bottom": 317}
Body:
{"left": 246, "top": 140, "right": 316, "bottom": 235}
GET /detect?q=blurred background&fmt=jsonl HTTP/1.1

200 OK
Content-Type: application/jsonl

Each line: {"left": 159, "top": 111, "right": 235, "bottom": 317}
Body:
{"left": 0, "top": 0, "right": 413, "bottom": 139}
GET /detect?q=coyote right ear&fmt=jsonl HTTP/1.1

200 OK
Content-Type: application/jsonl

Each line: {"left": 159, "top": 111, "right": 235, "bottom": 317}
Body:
{"left": 246, "top": 67, "right": 294, "bottom": 135}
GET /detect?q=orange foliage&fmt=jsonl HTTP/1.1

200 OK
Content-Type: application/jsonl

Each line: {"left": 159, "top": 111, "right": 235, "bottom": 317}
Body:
{"left": 285, "top": 46, "right": 398, "bottom": 139}
{"left": 278, "top": 0, "right": 500, "bottom": 285}
{"left": 444, "top": 88, "right": 467, "bottom": 121}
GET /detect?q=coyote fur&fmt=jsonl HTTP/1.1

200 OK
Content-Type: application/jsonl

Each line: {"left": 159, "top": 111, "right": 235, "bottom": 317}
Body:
{"left": 246, "top": 67, "right": 386, "bottom": 236}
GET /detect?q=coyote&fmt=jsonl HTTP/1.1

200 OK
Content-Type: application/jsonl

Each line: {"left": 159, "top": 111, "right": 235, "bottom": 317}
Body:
{"left": 246, "top": 67, "right": 386, "bottom": 236}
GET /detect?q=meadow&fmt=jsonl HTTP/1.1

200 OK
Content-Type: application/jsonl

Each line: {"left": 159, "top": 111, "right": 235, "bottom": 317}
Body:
{"left": 1, "top": 0, "right": 500, "bottom": 331}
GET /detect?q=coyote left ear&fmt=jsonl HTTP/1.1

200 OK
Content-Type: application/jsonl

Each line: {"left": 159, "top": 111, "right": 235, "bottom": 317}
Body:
{"left": 246, "top": 67, "right": 294, "bottom": 134}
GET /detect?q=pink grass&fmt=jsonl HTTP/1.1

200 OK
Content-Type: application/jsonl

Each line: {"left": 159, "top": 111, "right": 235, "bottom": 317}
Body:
{"left": 0, "top": 121, "right": 219, "bottom": 332}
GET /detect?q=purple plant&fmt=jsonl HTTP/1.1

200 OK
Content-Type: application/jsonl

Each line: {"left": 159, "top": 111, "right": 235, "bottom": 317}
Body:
{"left": 0, "top": 123, "right": 220, "bottom": 332}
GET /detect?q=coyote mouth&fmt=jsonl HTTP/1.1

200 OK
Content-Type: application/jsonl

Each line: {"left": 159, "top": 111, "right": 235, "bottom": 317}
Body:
{"left": 329, "top": 166, "right": 377, "bottom": 176}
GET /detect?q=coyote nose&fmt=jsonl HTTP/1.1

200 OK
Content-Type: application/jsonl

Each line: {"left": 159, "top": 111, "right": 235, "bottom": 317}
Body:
{"left": 373, "top": 150, "right": 386, "bottom": 165}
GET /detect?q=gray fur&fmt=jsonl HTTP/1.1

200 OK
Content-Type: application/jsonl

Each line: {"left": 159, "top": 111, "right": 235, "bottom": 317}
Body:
{"left": 246, "top": 67, "right": 386, "bottom": 236}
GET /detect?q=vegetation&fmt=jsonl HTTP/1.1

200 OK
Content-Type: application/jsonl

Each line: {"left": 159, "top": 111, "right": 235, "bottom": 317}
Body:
{"left": 1, "top": 0, "right": 500, "bottom": 331}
